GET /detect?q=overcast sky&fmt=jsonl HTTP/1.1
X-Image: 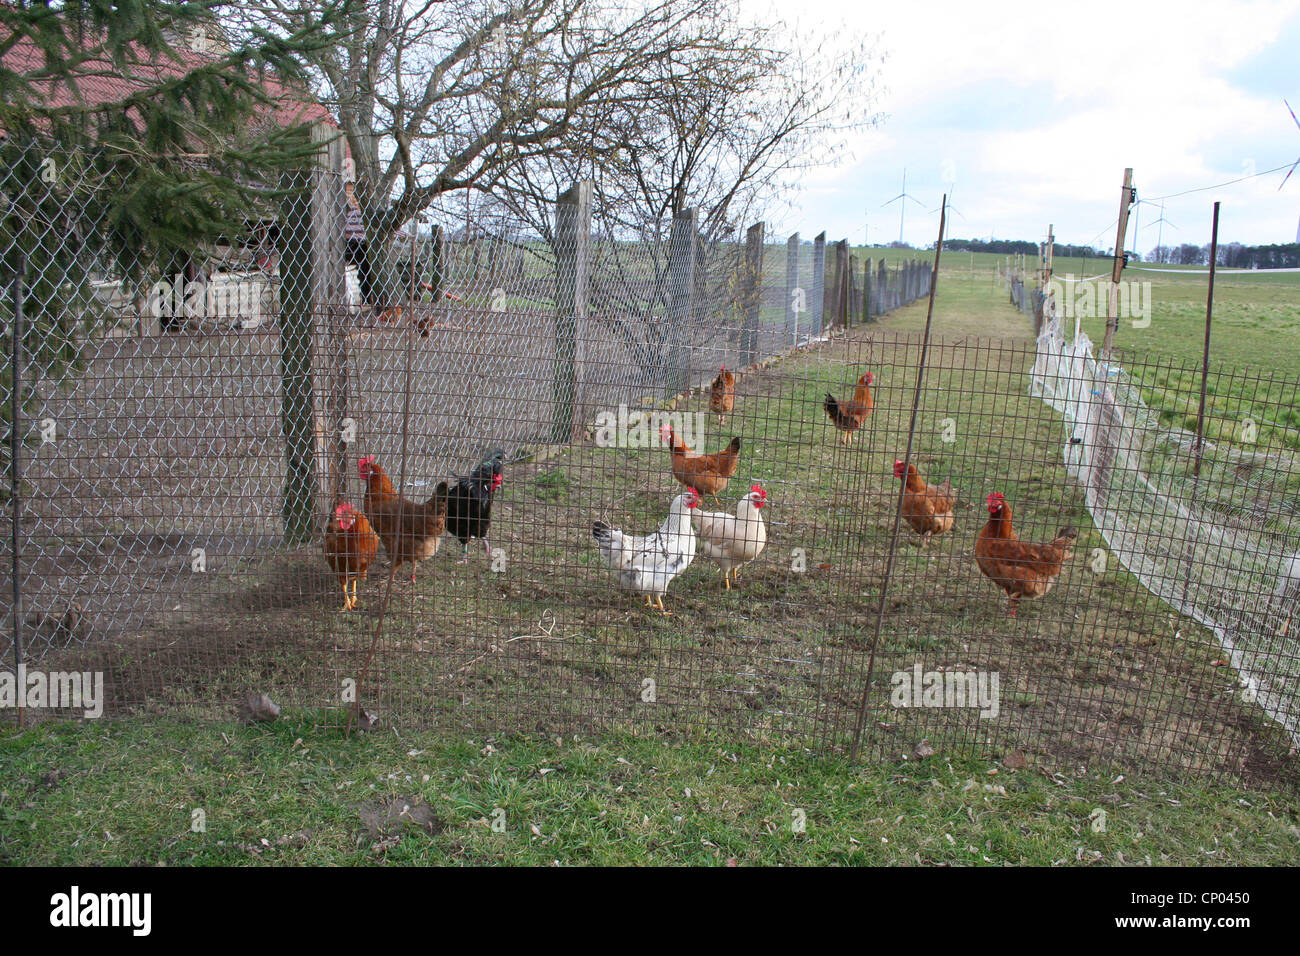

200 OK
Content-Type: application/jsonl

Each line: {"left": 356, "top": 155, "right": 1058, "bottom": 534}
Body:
{"left": 755, "top": 0, "right": 1300, "bottom": 251}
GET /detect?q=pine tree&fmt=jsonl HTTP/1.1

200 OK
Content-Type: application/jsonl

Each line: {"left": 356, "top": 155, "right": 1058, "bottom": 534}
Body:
{"left": 1, "top": 0, "right": 354, "bottom": 499}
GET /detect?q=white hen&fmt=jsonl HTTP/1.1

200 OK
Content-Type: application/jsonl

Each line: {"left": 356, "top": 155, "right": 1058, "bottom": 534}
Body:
{"left": 593, "top": 489, "right": 700, "bottom": 614}
{"left": 693, "top": 485, "right": 767, "bottom": 590}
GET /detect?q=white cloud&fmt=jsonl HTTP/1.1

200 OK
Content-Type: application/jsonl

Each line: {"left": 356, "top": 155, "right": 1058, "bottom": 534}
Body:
{"left": 745, "top": 0, "right": 1300, "bottom": 246}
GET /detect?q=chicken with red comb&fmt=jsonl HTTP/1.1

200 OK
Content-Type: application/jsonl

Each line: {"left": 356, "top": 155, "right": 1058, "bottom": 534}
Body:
{"left": 975, "top": 492, "right": 1077, "bottom": 617}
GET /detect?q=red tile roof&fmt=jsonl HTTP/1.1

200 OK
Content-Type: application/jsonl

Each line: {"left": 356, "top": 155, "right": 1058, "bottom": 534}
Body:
{"left": 1, "top": 28, "right": 337, "bottom": 134}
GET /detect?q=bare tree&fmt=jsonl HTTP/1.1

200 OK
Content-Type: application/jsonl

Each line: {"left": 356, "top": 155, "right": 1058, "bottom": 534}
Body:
{"left": 492, "top": 10, "right": 882, "bottom": 245}
{"left": 226, "top": 0, "right": 881, "bottom": 375}
{"left": 478, "top": 6, "right": 883, "bottom": 386}
{"left": 229, "top": 2, "right": 753, "bottom": 232}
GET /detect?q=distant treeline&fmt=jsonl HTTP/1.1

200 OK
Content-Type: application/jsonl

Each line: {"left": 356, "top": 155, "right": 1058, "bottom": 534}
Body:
{"left": 885, "top": 236, "right": 1300, "bottom": 269}
{"left": 939, "top": 238, "right": 1123, "bottom": 260}
{"left": 1145, "top": 242, "right": 1300, "bottom": 268}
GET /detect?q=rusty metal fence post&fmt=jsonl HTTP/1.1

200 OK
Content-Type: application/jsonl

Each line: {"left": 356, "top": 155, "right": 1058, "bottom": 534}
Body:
{"left": 8, "top": 256, "right": 25, "bottom": 726}
{"left": 850, "top": 198, "right": 948, "bottom": 763}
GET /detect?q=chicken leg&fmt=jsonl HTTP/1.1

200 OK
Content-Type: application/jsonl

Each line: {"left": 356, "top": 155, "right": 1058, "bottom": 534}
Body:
{"left": 343, "top": 579, "right": 365, "bottom": 612}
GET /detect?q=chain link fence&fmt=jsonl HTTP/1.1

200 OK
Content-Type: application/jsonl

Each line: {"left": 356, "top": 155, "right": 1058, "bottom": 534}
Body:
{"left": 3, "top": 135, "right": 1297, "bottom": 788}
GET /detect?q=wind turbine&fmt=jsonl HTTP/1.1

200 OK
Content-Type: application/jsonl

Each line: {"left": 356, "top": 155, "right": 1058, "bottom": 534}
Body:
{"left": 1279, "top": 99, "right": 1300, "bottom": 239}
{"left": 881, "top": 168, "right": 925, "bottom": 244}
{"left": 930, "top": 183, "right": 966, "bottom": 238}
{"left": 1144, "top": 202, "right": 1177, "bottom": 263}
{"left": 1129, "top": 195, "right": 1160, "bottom": 260}
{"left": 1278, "top": 98, "right": 1299, "bottom": 190}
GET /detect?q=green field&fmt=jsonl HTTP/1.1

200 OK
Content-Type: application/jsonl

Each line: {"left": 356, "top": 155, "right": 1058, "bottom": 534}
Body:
{"left": 858, "top": 246, "right": 1300, "bottom": 373}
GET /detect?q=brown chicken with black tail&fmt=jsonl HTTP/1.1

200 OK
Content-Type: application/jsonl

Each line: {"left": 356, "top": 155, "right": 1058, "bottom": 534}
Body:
{"left": 824, "top": 370, "right": 874, "bottom": 445}
{"left": 359, "top": 456, "right": 449, "bottom": 582}
{"left": 659, "top": 423, "right": 740, "bottom": 497}
{"left": 975, "top": 492, "right": 1077, "bottom": 617}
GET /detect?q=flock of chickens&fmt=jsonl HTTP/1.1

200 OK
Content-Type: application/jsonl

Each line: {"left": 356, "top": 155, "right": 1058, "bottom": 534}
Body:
{"left": 324, "top": 365, "right": 1078, "bottom": 620}
{"left": 324, "top": 452, "right": 503, "bottom": 610}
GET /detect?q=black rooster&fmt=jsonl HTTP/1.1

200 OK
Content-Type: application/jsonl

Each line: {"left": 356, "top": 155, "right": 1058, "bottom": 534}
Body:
{"left": 446, "top": 449, "right": 505, "bottom": 563}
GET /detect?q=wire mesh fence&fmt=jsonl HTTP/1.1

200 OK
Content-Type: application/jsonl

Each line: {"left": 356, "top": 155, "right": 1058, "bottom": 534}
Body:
{"left": 3, "top": 136, "right": 1297, "bottom": 788}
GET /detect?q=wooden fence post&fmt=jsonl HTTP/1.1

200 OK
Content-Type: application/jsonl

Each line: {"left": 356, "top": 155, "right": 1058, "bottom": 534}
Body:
{"left": 847, "top": 252, "right": 858, "bottom": 329}
{"left": 553, "top": 181, "right": 591, "bottom": 442}
{"left": 826, "top": 239, "right": 845, "bottom": 329}
{"left": 427, "top": 224, "right": 445, "bottom": 298}
{"left": 1102, "top": 168, "right": 1135, "bottom": 359}
{"left": 863, "top": 258, "right": 872, "bottom": 323}
{"left": 666, "top": 207, "right": 698, "bottom": 396}
{"left": 785, "top": 232, "right": 800, "bottom": 346}
{"left": 740, "top": 222, "right": 765, "bottom": 365}
{"left": 317, "top": 130, "right": 349, "bottom": 509}
{"left": 811, "top": 232, "right": 826, "bottom": 336}
{"left": 276, "top": 121, "right": 343, "bottom": 544}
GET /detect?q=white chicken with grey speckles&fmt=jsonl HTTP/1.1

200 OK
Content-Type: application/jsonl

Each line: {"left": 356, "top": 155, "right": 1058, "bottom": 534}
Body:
{"left": 593, "top": 489, "right": 700, "bottom": 614}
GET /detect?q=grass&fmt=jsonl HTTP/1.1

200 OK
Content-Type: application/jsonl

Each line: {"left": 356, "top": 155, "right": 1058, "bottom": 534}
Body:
{"left": 3, "top": 719, "right": 1297, "bottom": 865}
{"left": 866, "top": 246, "right": 1300, "bottom": 372}
{"left": 863, "top": 248, "right": 1300, "bottom": 452}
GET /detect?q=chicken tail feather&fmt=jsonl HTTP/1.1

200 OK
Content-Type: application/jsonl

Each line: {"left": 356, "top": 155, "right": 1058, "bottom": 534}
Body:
{"left": 824, "top": 393, "right": 852, "bottom": 430}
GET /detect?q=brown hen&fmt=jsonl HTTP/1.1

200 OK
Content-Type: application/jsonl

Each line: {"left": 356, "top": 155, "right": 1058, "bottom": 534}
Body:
{"left": 359, "top": 455, "right": 449, "bottom": 582}
{"left": 975, "top": 492, "right": 1077, "bottom": 617}
{"left": 824, "top": 371, "right": 874, "bottom": 445}
{"left": 894, "top": 460, "right": 956, "bottom": 546}
{"left": 710, "top": 366, "right": 735, "bottom": 424}
{"left": 660, "top": 423, "right": 740, "bottom": 497}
